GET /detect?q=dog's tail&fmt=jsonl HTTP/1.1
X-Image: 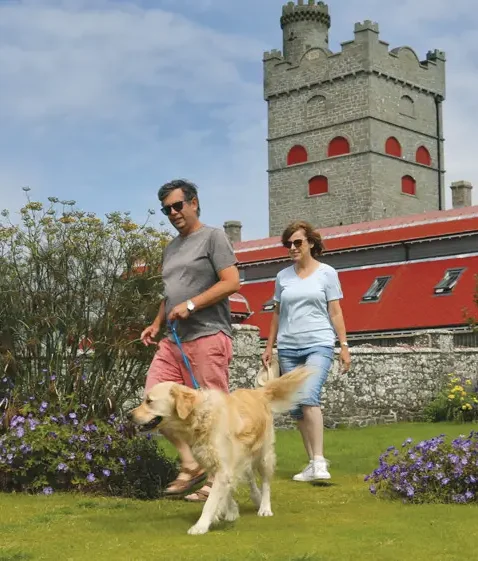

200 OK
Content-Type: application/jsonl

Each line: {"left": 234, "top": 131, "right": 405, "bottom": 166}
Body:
{"left": 260, "top": 365, "right": 312, "bottom": 414}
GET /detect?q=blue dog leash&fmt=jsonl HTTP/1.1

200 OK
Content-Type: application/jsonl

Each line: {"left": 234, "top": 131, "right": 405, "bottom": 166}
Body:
{"left": 167, "top": 319, "right": 201, "bottom": 390}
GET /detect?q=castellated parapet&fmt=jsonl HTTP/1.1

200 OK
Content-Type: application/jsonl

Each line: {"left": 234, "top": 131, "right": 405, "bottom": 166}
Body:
{"left": 264, "top": 18, "right": 446, "bottom": 100}
{"left": 264, "top": 1, "right": 447, "bottom": 236}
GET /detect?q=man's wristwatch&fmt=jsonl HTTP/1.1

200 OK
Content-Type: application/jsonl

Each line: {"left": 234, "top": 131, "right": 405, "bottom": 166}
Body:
{"left": 186, "top": 299, "right": 196, "bottom": 313}
{"left": 340, "top": 341, "right": 349, "bottom": 347}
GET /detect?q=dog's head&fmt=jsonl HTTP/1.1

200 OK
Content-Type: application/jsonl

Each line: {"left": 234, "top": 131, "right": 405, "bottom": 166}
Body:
{"left": 128, "top": 382, "right": 199, "bottom": 431}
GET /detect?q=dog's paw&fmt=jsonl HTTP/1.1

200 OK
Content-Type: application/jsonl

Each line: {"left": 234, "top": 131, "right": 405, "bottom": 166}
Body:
{"left": 257, "top": 506, "right": 273, "bottom": 517}
{"left": 187, "top": 523, "right": 210, "bottom": 535}
{"left": 223, "top": 502, "right": 240, "bottom": 522}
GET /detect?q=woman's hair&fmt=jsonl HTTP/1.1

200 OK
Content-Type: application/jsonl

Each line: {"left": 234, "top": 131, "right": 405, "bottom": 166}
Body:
{"left": 281, "top": 220, "right": 325, "bottom": 259}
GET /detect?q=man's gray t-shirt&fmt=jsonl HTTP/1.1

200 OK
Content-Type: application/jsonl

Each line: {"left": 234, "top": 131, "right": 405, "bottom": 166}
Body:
{"left": 162, "top": 225, "right": 238, "bottom": 342}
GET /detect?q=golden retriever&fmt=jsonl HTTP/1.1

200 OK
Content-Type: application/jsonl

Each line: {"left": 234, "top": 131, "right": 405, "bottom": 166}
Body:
{"left": 128, "top": 365, "right": 311, "bottom": 535}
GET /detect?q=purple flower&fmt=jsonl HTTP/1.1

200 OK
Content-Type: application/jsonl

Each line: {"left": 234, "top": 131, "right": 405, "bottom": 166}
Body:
{"left": 69, "top": 413, "right": 77, "bottom": 419}
{"left": 85, "top": 452, "right": 92, "bottom": 461}
{"left": 118, "top": 457, "right": 126, "bottom": 466}
{"left": 102, "top": 469, "right": 111, "bottom": 477}
{"left": 50, "top": 375, "right": 56, "bottom": 381}
{"left": 16, "top": 427, "right": 24, "bottom": 438}
{"left": 57, "top": 463, "right": 68, "bottom": 472}
{"left": 43, "top": 487, "right": 54, "bottom": 495}
{"left": 86, "top": 473, "right": 95, "bottom": 483}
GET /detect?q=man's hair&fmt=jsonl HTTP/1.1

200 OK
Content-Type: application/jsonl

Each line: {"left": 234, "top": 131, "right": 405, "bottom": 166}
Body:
{"left": 157, "top": 179, "right": 201, "bottom": 217}
{"left": 281, "top": 220, "right": 325, "bottom": 259}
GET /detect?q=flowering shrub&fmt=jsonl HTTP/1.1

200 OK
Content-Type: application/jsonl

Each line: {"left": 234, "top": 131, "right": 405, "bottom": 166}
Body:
{"left": 365, "top": 431, "right": 478, "bottom": 504}
{"left": 0, "top": 401, "right": 177, "bottom": 499}
{"left": 0, "top": 189, "right": 172, "bottom": 419}
{"left": 423, "top": 374, "right": 478, "bottom": 423}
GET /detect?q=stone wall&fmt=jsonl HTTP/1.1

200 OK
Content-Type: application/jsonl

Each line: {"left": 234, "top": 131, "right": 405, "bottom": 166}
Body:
{"left": 229, "top": 326, "right": 478, "bottom": 429}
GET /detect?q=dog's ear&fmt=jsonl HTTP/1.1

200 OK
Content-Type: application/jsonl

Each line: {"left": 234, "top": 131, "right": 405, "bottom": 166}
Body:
{"left": 170, "top": 385, "right": 196, "bottom": 420}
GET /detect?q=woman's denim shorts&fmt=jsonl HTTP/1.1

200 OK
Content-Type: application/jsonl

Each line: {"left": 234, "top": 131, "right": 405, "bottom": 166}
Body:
{"left": 278, "top": 345, "right": 334, "bottom": 420}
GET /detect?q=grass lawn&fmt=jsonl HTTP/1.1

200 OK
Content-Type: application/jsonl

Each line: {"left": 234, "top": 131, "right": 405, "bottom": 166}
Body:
{"left": 1, "top": 422, "right": 477, "bottom": 561}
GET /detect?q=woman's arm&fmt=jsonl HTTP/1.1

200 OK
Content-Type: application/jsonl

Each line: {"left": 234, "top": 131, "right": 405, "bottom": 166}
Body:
{"left": 328, "top": 299, "right": 351, "bottom": 373}
{"left": 262, "top": 303, "right": 280, "bottom": 366}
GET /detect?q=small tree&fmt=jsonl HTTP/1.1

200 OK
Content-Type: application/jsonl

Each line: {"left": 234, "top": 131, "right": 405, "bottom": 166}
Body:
{"left": 0, "top": 189, "right": 171, "bottom": 422}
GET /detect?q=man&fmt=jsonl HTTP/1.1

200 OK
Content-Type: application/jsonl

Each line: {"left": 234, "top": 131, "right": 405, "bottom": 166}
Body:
{"left": 141, "top": 179, "right": 240, "bottom": 502}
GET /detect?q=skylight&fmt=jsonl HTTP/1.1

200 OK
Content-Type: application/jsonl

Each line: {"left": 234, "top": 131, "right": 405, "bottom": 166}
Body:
{"left": 361, "top": 276, "right": 391, "bottom": 302}
{"left": 434, "top": 268, "right": 465, "bottom": 295}
{"left": 262, "top": 298, "right": 276, "bottom": 312}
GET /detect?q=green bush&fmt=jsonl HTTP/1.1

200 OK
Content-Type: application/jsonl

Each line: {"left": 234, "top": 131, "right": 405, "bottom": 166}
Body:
{"left": 0, "top": 400, "right": 178, "bottom": 499}
{"left": 423, "top": 373, "right": 478, "bottom": 423}
{"left": 0, "top": 189, "right": 171, "bottom": 419}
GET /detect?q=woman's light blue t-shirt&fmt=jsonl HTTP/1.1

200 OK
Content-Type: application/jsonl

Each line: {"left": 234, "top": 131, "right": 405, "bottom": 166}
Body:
{"left": 273, "top": 263, "right": 343, "bottom": 349}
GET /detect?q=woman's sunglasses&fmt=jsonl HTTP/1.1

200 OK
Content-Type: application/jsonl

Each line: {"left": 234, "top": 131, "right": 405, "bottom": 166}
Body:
{"left": 283, "top": 239, "right": 306, "bottom": 249}
{"left": 161, "top": 201, "right": 185, "bottom": 216}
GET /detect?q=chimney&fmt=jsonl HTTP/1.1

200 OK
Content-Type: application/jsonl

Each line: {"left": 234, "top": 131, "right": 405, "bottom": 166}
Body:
{"left": 223, "top": 220, "right": 242, "bottom": 244}
{"left": 450, "top": 180, "right": 473, "bottom": 209}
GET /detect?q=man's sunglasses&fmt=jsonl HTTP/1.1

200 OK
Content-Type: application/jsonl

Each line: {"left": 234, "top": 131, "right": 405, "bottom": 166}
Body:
{"left": 283, "top": 239, "right": 306, "bottom": 249}
{"left": 161, "top": 201, "right": 186, "bottom": 216}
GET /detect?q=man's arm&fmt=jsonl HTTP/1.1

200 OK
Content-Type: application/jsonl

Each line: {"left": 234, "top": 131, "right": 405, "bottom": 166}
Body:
{"left": 190, "top": 265, "right": 240, "bottom": 312}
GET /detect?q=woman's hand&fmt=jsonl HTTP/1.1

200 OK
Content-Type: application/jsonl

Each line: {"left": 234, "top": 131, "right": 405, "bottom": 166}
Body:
{"left": 339, "top": 345, "right": 351, "bottom": 373}
{"left": 262, "top": 347, "right": 273, "bottom": 368}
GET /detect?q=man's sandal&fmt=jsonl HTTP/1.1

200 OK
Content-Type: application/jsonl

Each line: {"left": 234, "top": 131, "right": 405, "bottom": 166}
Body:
{"left": 184, "top": 480, "right": 213, "bottom": 502}
{"left": 163, "top": 466, "right": 207, "bottom": 497}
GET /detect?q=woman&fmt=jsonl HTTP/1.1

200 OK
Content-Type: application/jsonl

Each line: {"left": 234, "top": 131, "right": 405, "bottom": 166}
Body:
{"left": 262, "top": 220, "right": 351, "bottom": 482}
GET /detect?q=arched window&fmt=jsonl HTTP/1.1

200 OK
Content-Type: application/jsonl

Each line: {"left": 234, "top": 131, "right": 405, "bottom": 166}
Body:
{"left": 399, "top": 95, "right": 414, "bottom": 117}
{"left": 385, "top": 137, "right": 402, "bottom": 157}
{"left": 416, "top": 146, "right": 431, "bottom": 166}
{"left": 401, "top": 175, "right": 416, "bottom": 196}
{"left": 308, "top": 175, "right": 328, "bottom": 196}
{"left": 287, "top": 145, "right": 308, "bottom": 166}
{"left": 328, "top": 136, "right": 350, "bottom": 157}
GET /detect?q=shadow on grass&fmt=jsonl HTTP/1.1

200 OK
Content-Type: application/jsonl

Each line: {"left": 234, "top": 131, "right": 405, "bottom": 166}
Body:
{"left": 0, "top": 552, "right": 33, "bottom": 561}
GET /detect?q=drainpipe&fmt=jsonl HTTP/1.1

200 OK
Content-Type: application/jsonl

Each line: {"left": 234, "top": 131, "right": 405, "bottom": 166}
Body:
{"left": 434, "top": 94, "right": 444, "bottom": 211}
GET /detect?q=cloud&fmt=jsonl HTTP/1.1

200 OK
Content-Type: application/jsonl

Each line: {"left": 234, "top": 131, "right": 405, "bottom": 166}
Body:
{"left": 0, "top": 0, "right": 477, "bottom": 244}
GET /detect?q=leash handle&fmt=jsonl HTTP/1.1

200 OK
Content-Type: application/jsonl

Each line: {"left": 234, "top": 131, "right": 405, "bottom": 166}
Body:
{"left": 167, "top": 319, "right": 200, "bottom": 390}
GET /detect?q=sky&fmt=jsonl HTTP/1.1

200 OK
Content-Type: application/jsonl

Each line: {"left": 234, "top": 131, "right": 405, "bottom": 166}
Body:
{"left": 1, "top": 0, "right": 477, "bottom": 241}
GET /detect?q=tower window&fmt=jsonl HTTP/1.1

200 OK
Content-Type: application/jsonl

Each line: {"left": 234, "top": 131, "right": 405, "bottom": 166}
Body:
{"left": 328, "top": 136, "right": 350, "bottom": 157}
{"left": 434, "top": 268, "right": 465, "bottom": 295}
{"left": 385, "top": 137, "right": 402, "bottom": 158}
{"left": 287, "top": 145, "right": 308, "bottom": 166}
{"left": 262, "top": 298, "right": 276, "bottom": 312}
{"left": 399, "top": 95, "right": 414, "bottom": 117}
{"left": 416, "top": 146, "right": 431, "bottom": 166}
{"left": 361, "top": 276, "right": 391, "bottom": 302}
{"left": 401, "top": 175, "right": 416, "bottom": 196}
{"left": 308, "top": 175, "right": 328, "bottom": 196}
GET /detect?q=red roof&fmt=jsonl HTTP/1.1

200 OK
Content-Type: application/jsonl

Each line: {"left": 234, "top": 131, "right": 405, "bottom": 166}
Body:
{"left": 234, "top": 206, "right": 478, "bottom": 264}
{"left": 239, "top": 255, "right": 478, "bottom": 338}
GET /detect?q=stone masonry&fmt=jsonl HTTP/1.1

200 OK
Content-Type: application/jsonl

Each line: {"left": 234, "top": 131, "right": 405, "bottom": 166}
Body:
{"left": 229, "top": 325, "right": 478, "bottom": 429}
{"left": 265, "top": 1, "right": 446, "bottom": 236}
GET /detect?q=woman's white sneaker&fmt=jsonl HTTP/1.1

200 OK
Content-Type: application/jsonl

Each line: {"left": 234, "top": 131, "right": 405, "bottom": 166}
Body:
{"left": 312, "top": 458, "right": 331, "bottom": 480}
{"left": 292, "top": 461, "right": 314, "bottom": 482}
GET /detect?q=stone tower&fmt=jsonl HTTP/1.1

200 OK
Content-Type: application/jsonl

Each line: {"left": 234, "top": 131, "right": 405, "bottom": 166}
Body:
{"left": 264, "top": 0, "right": 446, "bottom": 236}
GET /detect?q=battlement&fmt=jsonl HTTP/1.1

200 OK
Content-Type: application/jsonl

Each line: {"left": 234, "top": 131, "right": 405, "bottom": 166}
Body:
{"left": 264, "top": 23, "right": 445, "bottom": 99}
{"left": 354, "top": 20, "right": 379, "bottom": 33}
{"left": 427, "top": 49, "right": 446, "bottom": 62}
{"left": 264, "top": 49, "right": 283, "bottom": 61}
{"left": 280, "top": 0, "right": 330, "bottom": 29}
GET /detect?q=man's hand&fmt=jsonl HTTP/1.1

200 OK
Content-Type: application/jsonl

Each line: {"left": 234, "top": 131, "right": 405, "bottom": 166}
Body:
{"left": 141, "top": 321, "right": 160, "bottom": 346}
{"left": 167, "top": 302, "right": 191, "bottom": 322}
